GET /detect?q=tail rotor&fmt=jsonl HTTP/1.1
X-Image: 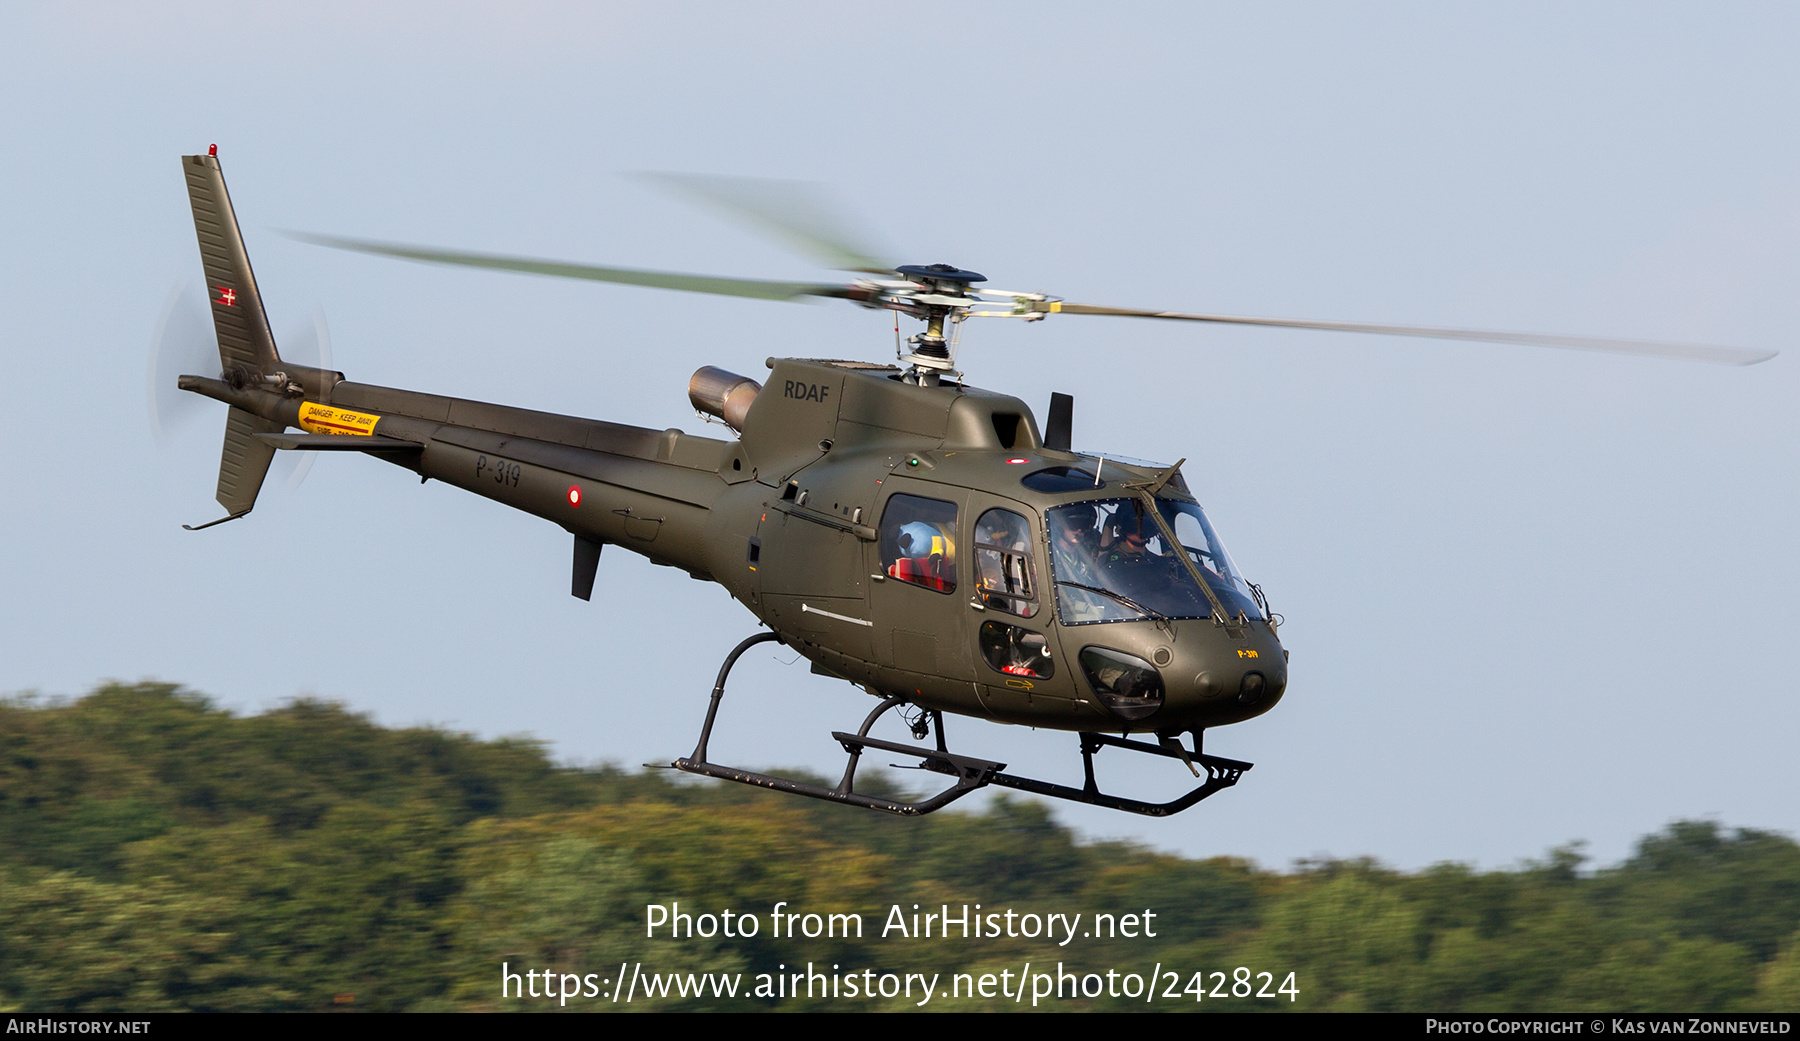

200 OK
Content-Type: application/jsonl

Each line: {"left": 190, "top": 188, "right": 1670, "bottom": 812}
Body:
{"left": 145, "top": 282, "right": 216, "bottom": 445}
{"left": 273, "top": 309, "right": 333, "bottom": 491}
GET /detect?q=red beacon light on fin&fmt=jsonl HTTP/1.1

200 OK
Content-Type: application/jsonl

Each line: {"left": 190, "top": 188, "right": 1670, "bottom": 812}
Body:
{"left": 208, "top": 144, "right": 217, "bottom": 157}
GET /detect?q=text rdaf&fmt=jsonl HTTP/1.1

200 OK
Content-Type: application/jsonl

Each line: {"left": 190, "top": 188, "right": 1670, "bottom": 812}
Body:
{"left": 785, "top": 381, "right": 830, "bottom": 403}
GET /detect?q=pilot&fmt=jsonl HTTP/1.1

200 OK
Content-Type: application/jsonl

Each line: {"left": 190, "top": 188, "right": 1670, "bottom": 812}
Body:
{"left": 1050, "top": 504, "right": 1112, "bottom": 621}
{"left": 1100, "top": 506, "right": 1179, "bottom": 592}
{"left": 1052, "top": 504, "right": 1104, "bottom": 587}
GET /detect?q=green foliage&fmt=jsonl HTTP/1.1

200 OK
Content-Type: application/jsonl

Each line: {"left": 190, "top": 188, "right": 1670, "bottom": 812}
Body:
{"left": 1, "top": 682, "right": 1795, "bottom": 1012}
{"left": 0, "top": 871, "right": 294, "bottom": 1011}
{"left": 449, "top": 832, "right": 741, "bottom": 1011}
{"left": 1246, "top": 864, "right": 1424, "bottom": 1010}
{"left": 1751, "top": 928, "right": 1800, "bottom": 1010}
{"left": 1597, "top": 821, "right": 1800, "bottom": 961}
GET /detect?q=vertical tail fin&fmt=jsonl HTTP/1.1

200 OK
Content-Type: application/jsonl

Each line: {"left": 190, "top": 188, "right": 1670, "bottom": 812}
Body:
{"left": 183, "top": 149, "right": 281, "bottom": 373}
{"left": 182, "top": 148, "right": 283, "bottom": 525}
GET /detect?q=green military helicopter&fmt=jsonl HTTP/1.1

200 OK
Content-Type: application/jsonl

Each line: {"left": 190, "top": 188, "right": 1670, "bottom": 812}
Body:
{"left": 170, "top": 147, "right": 1775, "bottom": 817}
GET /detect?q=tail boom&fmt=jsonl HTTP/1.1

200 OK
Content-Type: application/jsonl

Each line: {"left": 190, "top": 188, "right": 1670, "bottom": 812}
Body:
{"left": 177, "top": 375, "right": 732, "bottom": 580}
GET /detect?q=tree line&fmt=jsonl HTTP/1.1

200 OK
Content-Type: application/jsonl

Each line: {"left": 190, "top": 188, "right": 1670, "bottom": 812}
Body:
{"left": 1, "top": 683, "right": 1796, "bottom": 1011}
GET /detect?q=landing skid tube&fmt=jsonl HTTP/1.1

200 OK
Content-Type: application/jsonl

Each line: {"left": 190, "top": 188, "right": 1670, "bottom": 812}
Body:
{"left": 983, "top": 733, "right": 1253, "bottom": 818}
{"left": 670, "top": 633, "right": 1253, "bottom": 818}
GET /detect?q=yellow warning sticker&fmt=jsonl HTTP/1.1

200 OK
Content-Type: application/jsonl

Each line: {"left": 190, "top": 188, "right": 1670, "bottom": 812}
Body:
{"left": 298, "top": 402, "right": 380, "bottom": 436}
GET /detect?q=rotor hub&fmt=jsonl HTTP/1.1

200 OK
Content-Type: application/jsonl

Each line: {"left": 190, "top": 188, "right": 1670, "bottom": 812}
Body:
{"left": 895, "top": 263, "right": 986, "bottom": 293}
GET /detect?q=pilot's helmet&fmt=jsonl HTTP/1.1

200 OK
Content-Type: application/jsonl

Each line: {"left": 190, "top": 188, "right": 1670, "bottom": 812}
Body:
{"left": 1111, "top": 504, "right": 1152, "bottom": 539}
{"left": 897, "top": 521, "right": 952, "bottom": 561}
{"left": 1059, "top": 503, "right": 1098, "bottom": 534}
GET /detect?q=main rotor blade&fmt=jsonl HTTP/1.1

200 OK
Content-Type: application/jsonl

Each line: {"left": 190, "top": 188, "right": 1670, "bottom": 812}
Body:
{"left": 637, "top": 172, "right": 895, "bottom": 275}
{"left": 286, "top": 232, "right": 853, "bottom": 303}
{"left": 1040, "top": 302, "right": 1776, "bottom": 366}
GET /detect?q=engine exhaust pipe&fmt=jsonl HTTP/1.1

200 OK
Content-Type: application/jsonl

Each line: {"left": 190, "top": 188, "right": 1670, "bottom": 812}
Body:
{"left": 688, "top": 366, "right": 761, "bottom": 432}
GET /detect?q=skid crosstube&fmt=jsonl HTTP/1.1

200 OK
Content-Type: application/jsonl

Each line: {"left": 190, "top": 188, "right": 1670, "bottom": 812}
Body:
{"left": 672, "top": 633, "right": 1255, "bottom": 817}
{"left": 673, "top": 735, "right": 1002, "bottom": 816}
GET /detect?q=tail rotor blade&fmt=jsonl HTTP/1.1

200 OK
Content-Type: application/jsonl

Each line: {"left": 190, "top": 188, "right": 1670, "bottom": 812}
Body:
{"left": 147, "top": 283, "right": 217, "bottom": 444}
{"left": 272, "top": 309, "right": 334, "bottom": 491}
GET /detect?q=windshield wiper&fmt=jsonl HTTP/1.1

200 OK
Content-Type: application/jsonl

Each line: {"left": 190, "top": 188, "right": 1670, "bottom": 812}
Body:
{"left": 1056, "top": 581, "right": 1177, "bottom": 630}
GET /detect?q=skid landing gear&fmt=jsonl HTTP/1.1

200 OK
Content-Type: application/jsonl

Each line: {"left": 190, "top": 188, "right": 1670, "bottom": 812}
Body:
{"left": 671, "top": 632, "right": 1254, "bottom": 818}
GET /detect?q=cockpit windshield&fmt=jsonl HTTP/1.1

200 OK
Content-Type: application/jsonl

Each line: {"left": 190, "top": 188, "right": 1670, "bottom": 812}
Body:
{"left": 1153, "top": 497, "right": 1261, "bottom": 620}
{"left": 1046, "top": 498, "right": 1261, "bottom": 625}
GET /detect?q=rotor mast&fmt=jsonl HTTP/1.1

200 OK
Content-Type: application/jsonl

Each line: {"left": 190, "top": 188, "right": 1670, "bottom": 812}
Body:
{"left": 890, "top": 263, "right": 982, "bottom": 384}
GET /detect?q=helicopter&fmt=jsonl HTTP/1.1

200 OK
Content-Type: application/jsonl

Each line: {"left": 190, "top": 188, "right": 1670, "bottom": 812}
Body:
{"left": 169, "top": 147, "right": 1776, "bottom": 818}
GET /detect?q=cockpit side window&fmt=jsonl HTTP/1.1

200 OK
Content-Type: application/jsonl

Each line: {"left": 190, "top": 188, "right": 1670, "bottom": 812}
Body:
{"left": 879, "top": 493, "right": 958, "bottom": 594}
{"left": 973, "top": 507, "right": 1038, "bottom": 618}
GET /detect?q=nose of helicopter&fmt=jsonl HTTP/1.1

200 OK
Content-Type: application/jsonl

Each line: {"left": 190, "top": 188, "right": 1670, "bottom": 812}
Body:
{"left": 1182, "top": 655, "right": 1287, "bottom": 717}
{"left": 1069, "top": 619, "right": 1287, "bottom": 729}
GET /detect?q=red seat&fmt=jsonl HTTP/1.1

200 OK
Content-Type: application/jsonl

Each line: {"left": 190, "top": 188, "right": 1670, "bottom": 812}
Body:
{"left": 889, "top": 556, "right": 951, "bottom": 591}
